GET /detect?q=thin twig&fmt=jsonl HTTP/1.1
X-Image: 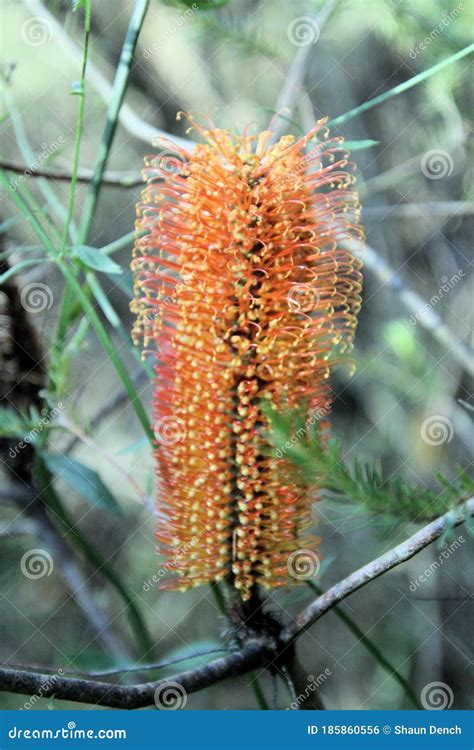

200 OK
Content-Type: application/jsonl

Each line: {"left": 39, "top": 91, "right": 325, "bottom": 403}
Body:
{"left": 280, "top": 664, "right": 298, "bottom": 706}
{"left": 33, "top": 507, "right": 132, "bottom": 662}
{"left": 57, "top": 414, "right": 154, "bottom": 511}
{"left": 306, "top": 581, "right": 421, "bottom": 707}
{"left": 64, "top": 368, "right": 149, "bottom": 453}
{"left": 328, "top": 45, "right": 474, "bottom": 129}
{"left": 4, "top": 495, "right": 132, "bottom": 662}
{"left": 282, "top": 497, "right": 474, "bottom": 644}
{"left": 270, "top": 0, "right": 339, "bottom": 142}
{"left": 5, "top": 156, "right": 472, "bottom": 218}
{"left": 1, "top": 498, "right": 472, "bottom": 708}
{"left": 352, "top": 241, "right": 474, "bottom": 378}
{"left": 23, "top": 0, "right": 192, "bottom": 150}
{"left": 3, "top": 648, "right": 230, "bottom": 679}
{"left": 1, "top": 160, "right": 143, "bottom": 188}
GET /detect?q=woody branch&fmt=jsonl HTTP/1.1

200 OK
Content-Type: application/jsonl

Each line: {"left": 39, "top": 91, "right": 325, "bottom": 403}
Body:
{"left": 1, "top": 498, "right": 471, "bottom": 709}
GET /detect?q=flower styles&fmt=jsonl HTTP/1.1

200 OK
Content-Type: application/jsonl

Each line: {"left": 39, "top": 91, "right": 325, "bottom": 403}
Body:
{"left": 131, "top": 116, "right": 363, "bottom": 601}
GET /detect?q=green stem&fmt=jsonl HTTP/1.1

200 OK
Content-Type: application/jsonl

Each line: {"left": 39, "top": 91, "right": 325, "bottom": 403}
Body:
{"left": 307, "top": 582, "right": 421, "bottom": 708}
{"left": 329, "top": 44, "right": 474, "bottom": 129}
{"left": 0, "top": 258, "right": 46, "bottom": 283}
{"left": 60, "top": 0, "right": 91, "bottom": 251}
{"left": 0, "top": 171, "right": 56, "bottom": 252}
{"left": 78, "top": 0, "right": 150, "bottom": 241}
{"left": 52, "top": 0, "right": 91, "bottom": 371}
{"left": 210, "top": 583, "right": 227, "bottom": 615}
{"left": 2, "top": 86, "right": 75, "bottom": 242}
{"left": 53, "top": 0, "right": 151, "bottom": 414}
{"left": 2, "top": 173, "right": 155, "bottom": 658}
{"left": 55, "top": 257, "right": 154, "bottom": 443}
{"left": 249, "top": 671, "right": 270, "bottom": 709}
{"left": 86, "top": 271, "right": 153, "bottom": 375}
{"left": 35, "top": 455, "right": 155, "bottom": 658}
{"left": 1, "top": 172, "right": 153, "bottom": 443}
{"left": 101, "top": 229, "right": 147, "bottom": 256}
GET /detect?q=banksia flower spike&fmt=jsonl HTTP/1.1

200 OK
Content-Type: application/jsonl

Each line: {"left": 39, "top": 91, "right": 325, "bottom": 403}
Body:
{"left": 131, "top": 116, "right": 363, "bottom": 601}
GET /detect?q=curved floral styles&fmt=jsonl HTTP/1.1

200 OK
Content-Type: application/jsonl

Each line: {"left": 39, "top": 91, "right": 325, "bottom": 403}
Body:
{"left": 131, "top": 116, "right": 363, "bottom": 600}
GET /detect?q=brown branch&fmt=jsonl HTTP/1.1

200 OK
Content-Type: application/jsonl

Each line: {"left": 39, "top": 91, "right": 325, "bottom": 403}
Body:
{"left": 2, "top": 160, "right": 143, "bottom": 188}
{"left": 2, "top": 487, "right": 132, "bottom": 662}
{"left": 282, "top": 498, "right": 474, "bottom": 644}
{"left": 270, "top": 0, "right": 339, "bottom": 142}
{"left": 347, "top": 240, "right": 474, "bottom": 378}
{"left": 6, "top": 154, "right": 473, "bottom": 218}
{"left": 0, "top": 641, "right": 269, "bottom": 709}
{"left": 1, "top": 498, "right": 472, "bottom": 708}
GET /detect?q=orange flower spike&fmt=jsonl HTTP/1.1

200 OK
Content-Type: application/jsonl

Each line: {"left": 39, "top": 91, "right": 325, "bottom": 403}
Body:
{"left": 131, "top": 116, "right": 363, "bottom": 601}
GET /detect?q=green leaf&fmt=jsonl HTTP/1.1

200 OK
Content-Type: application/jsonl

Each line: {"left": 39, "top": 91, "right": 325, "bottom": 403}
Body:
{"left": 40, "top": 450, "right": 123, "bottom": 514}
{"left": 344, "top": 139, "right": 379, "bottom": 151}
{"left": 306, "top": 581, "right": 421, "bottom": 708}
{"left": 73, "top": 245, "right": 122, "bottom": 274}
{"left": 329, "top": 44, "right": 474, "bottom": 129}
{"left": 264, "top": 406, "right": 472, "bottom": 530}
{"left": 101, "top": 229, "right": 146, "bottom": 256}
